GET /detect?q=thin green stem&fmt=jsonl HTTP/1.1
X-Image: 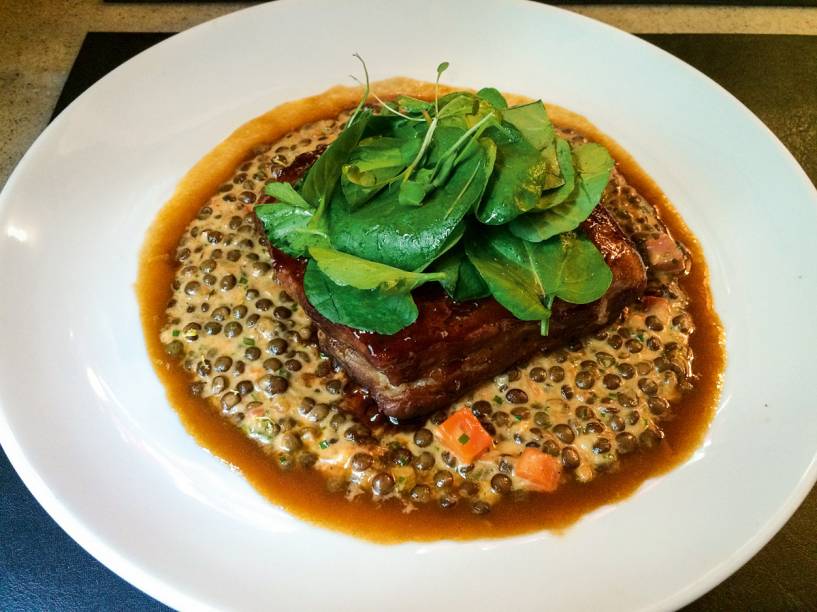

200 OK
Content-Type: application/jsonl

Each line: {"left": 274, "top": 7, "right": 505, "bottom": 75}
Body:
{"left": 347, "top": 53, "right": 370, "bottom": 127}
{"left": 402, "top": 116, "right": 438, "bottom": 183}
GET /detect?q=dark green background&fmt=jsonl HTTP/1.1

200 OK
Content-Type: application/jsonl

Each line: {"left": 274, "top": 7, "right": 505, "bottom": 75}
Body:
{"left": 1, "top": 32, "right": 815, "bottom": 611}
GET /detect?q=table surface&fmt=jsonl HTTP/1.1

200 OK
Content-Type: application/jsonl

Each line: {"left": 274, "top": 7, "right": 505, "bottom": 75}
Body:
{"left": 1, "top": 4, "right": 816, "bottom": 611}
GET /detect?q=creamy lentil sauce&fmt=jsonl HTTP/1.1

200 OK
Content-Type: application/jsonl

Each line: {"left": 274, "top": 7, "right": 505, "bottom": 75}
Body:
{"left": 137, "top": 79, "right": 724, "bottom": 542}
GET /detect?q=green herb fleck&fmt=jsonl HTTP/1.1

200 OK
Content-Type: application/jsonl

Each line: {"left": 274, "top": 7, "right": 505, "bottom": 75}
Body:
{"left": 319, "top": 440, "right": 330, "bottom": 450}
{"left": 171, "top": 329, "right": 180, "bottom": 337}
{"left": 242, "top": 337, "right": 255, "bottom": 347}
{"left": 493, "top": 395, "right": 503, "bottom": 405}
{"left": 458, "top": 433, "right": 470, "bottom": 445}
{"left": 238, "top": 276, "right": 248, "bottom": 285}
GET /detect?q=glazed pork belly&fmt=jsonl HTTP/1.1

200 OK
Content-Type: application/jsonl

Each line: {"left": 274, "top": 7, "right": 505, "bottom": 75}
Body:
{"left": 255, "top": 147, "right": 647, "bottom": 419}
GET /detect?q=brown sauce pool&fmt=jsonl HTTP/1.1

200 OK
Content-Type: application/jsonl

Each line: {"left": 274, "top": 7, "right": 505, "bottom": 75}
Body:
{"left": 136, "top": 79, "right": 725, "bottom": 542}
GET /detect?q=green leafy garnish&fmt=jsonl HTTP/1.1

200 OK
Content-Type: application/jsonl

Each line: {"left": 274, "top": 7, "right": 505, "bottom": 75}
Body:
{"left": 466, "top": 226, "right": 611, "bottom": 333}
{"left": 509, "top": 143, "right": 614, "bottom": 242}
{"left": 309, "top": 245, "right": 445, "bottom": 291}
{"left": 254, "top": 203, "right": 324, "bottom": 258}
{"left": 263, "top": 182, "right": 311, "bottom": 208}
{"left": 430, "top": 245, "right": 490, "bottom": 301}
{"left": 502, "top": 101, "right": 554, "bottom": 150}
{"left": 256, "top": 57, "right": 616, "bottom": 336}
{"left": 303, "top": 261, "right": 419, "bottom": 334}
{"left": 476, "top": 87, "right": 508, "bottom": 110}
{"left": 458, "top": 433, "right": 470, "bottom": 445}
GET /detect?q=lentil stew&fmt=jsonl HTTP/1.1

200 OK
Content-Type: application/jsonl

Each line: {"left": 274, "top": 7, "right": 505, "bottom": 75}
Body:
{"left": 137, "top": 78, "right": 724, "bottom": 542}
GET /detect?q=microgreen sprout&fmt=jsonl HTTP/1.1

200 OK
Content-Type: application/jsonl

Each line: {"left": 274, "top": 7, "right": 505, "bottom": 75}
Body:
{"left": 435, "top": 61, "right": 449, "bottom": 115}
{"left": 402, "top": 113, "right": 438, "bottom": 183}
{"left": 348, "top": 54, "right": 423, "bottom": 122}
{"left": 346, "top": 53, "right": 370, "bottom": 127}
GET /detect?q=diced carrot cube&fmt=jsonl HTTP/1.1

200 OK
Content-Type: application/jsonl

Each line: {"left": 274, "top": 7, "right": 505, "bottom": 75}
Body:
{"left": 515, "top": 448, "right": 562, "bottom": 492}
{"left": 437, "top": 408, "right": 493, "bottom": 464}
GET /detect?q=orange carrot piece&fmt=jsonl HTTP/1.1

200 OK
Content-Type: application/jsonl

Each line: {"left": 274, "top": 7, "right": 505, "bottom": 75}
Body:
{"left": 437, "top": 409, "right": 493, "bottom": 464}
{"left": 515, "top": 448, "right": 562, "bottom": 492}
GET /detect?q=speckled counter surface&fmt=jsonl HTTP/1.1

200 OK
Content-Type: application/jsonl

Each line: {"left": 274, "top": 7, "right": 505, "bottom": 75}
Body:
{"left": 1, "top": 2, "right": 816, "bottom": 611}
{"left": 2, "top": 0, "right": 817, "bottom": 187}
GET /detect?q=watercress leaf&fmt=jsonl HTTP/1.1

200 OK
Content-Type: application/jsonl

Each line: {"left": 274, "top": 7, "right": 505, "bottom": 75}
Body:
{"left": 540, "top": 143, "right": 562, "bottom": 191}
{"left": 423, "top": 222, "right": 466, "bottom": 270}
{"left": 502, "top": 101, "right": 554, "bottom": 150}
{"left": 465, "top": 226, "right": 550, "bottom": 322}
{"left": 254, "top": 203, "right": 327, "bottom": 258}
{"left": 341, "top": 134, "right": 422, "bottom": 207}
{"left": 437, "top": 94, "right": 479, "bottom": 122}
{"left": 437, "top": 91, "right": 467, "bottom": 109}
{"left": 396, "top": 96, "right": 432, "bottom": 115}
{"left": 301, "top": 110, "right": 370, "bottom": 216}
{"left": 303, "top": 260, "right": 419, "bottom": 335}
{"left": 263, "top": 182, "right": 312, "bottom": 208}
{"left": 477, "top": 87, "right": 508, "bottom": 110}
{"left": 308, "top": 245, "right": 444, "bottom": 292}
{"left": 329, "top": 129, "right": 492, "bottom": 270}
{"left": 399, "top": 178, "right": 433, "bottom": 207}
{"left": 362, "top": 114, "right": 408, "bottom": 137}
{"left": 344, "top": 137, "right": 418, "bottom": 181}
{"left": 538, "top": 137, "right": 575, "bottom": 208}
{"left": 430, "top": 244, "right": 490, "bottom": 301}
{"left": 396, "top": 125, "right": 466, "bottom": 207}
{"left": 525, "top": 232, "right": 612, "bottom": 304}
{"left": 570, "top": 142, "right": 615, "bottom": 207}
{"left": 477, "top": 134, "right": 549, "bottom": 225}
{"left": 508, "top": 142, "right": 614, "bottom": 242}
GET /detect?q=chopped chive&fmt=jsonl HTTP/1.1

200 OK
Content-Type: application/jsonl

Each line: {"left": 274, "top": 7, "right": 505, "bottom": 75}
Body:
{"left": 171, "top": 329, "right": 180, "bottom": 337}
{"left": 492, "top": 395, "right": 503, "bottom": 405}
{"left": 458, "top": 433, "right": 470, "bottom": 445}
{"left": 514, "top": 414, "right": 522, "bottom": 421}
{"left": 319, "top": 440, "right": 330, "bottom": 450}
{"left": 238, "top": 276, "right": 248, "bottom": 285}
{"left": 242, "top": 337, "right": 255, "bottom": 347}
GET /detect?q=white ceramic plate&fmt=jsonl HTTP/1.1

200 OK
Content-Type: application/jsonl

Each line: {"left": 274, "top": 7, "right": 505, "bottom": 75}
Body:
{"left": 1, "top": 1, "right": 816, "bottom": 610}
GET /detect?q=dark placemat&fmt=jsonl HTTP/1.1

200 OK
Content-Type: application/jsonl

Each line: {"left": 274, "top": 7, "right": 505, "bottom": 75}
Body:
{"left": 3, "top": 31, "right": 816, "bottom": 612}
